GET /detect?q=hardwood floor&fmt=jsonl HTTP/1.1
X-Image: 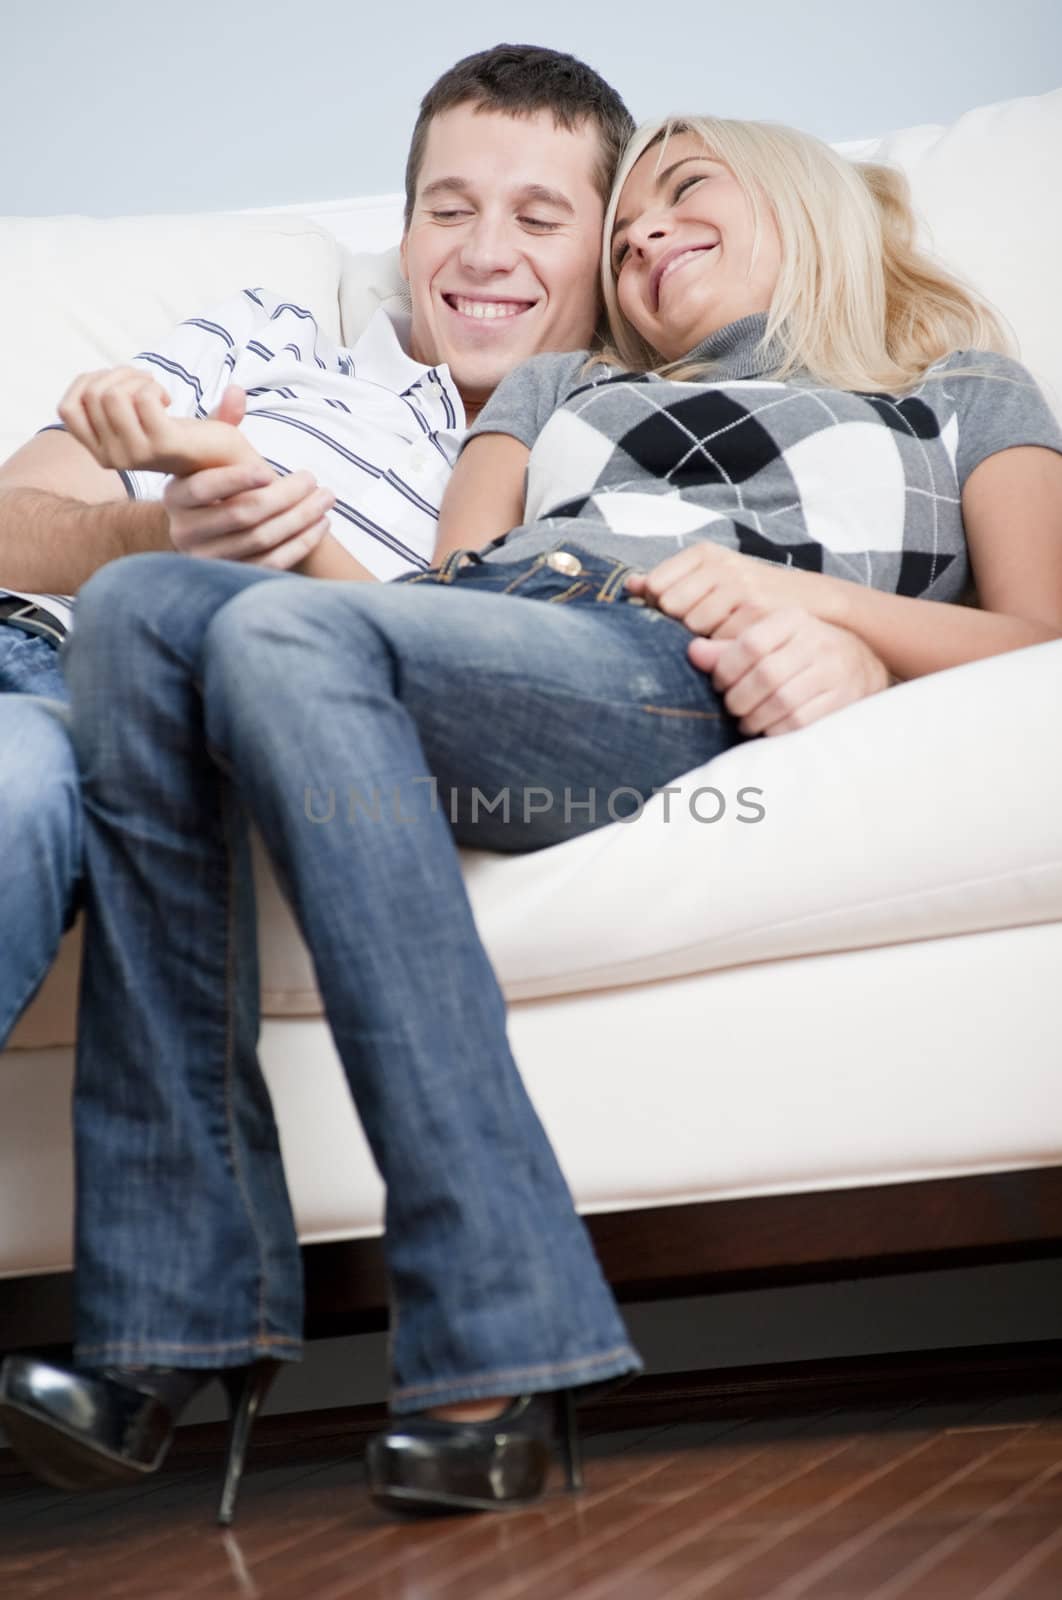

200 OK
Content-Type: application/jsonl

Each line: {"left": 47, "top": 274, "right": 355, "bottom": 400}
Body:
{"left": 2, "top": 1352, "right": 1061, "bottom": 1598}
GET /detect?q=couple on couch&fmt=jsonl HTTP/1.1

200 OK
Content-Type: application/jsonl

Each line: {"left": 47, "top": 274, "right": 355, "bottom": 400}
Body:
{"left": 2, "top": 43, "right": 1060, "bottom": 1523}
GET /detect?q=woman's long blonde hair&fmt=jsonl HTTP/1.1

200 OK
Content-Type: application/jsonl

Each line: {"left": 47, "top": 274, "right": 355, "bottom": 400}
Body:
{"left": 601, "top": 116, "right": 1013, "bottom": 392}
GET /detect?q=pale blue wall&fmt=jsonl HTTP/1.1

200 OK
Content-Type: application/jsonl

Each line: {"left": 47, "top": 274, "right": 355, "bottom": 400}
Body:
{"left": 4, "top": 0, "right": 1061, "bottom": 215}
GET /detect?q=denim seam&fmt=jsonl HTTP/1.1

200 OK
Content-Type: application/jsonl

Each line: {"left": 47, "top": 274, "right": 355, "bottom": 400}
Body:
{"left": 392, "top": 1344, "right": 636, "bottom": 1401}
{"left": 502, "top": 569, "right": 535, "bottom": 595}
{"left": 219, "top": 792, "right": 271, "bottom": 1348}
{"left": 76, "top": 1335, "right": 302, "bottom": 1359}
{"left": 501, "top": 554, "right": 550, "bottom": 595}
{"left": 642, "top": 705, "right": 723, "bottom": 720}
{"left": 547, "top": 581, "right": 590, "bottom": 605}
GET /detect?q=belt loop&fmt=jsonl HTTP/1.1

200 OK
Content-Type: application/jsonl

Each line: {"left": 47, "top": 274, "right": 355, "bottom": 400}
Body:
{"left": 598, "top": 560, "right": 634, "bottom": 604}
{"left": 439, "top": 548, "right": 483, "bottom": 582}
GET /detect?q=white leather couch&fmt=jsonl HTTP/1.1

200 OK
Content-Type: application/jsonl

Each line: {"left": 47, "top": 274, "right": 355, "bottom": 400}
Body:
{"left": 2, "top": 89, "right": 1061, "bottom": 1312}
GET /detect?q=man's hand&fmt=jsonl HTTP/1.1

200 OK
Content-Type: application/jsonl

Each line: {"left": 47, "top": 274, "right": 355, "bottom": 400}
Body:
{"left": 688, "top": 604, "right": 891, "bottom": 736}
{"left": 627, "top": 541, "right": 842, "bottom": 631}
{"left": 164, "top": 463, "right": 335, "bottom": 568}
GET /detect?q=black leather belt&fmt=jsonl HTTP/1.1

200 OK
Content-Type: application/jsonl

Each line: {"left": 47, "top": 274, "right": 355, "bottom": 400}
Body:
{"left": 0, "top": 595, "right": 67, "bottom": 648}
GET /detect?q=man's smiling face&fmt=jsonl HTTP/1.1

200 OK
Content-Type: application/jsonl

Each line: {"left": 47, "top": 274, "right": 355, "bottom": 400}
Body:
{"left": 400, "top": 103, "right": 605, "bottom": 419}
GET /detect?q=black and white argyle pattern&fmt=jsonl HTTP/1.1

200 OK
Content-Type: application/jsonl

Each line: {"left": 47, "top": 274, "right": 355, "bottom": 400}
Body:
{"left": 473, "top": 322, "right": 1061, "bottom": 600}
{"left": 528, "top": 370, "right": 965, "bottom": 598}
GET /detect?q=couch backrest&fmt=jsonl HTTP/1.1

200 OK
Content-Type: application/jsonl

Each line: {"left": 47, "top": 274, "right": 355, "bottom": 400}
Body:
{"left": 0, "top": 213, "right": 352, "bottom": 462}
{"left": 840, "top": 89, "right": 1062, "bottom": 416}
{"left": 0, "top": 88, "right": 1058, "bottom": 466}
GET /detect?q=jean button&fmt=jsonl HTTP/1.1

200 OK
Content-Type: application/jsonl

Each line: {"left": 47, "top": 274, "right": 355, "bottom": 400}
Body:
{"left": 545, "top": 550, "right": 582, "bottom": 577}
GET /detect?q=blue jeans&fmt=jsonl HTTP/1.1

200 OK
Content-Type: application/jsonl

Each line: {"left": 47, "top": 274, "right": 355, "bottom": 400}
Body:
{"left": 65, "top": 545, "right": 744, "bottom": 1410}
{"left": 0, "top": 627, "right": 81, "bottom": 1046}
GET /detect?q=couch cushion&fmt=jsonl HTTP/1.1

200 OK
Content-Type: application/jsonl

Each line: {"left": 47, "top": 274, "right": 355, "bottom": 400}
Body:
{"left": 257, "top": 636, "right": 1062, "bottom": 1007}
{"left": 12, "top": 633, "right": 1060, "bottom": 1050}
{"left": 473, "top": 640, "right": 1062, "bottom": 999}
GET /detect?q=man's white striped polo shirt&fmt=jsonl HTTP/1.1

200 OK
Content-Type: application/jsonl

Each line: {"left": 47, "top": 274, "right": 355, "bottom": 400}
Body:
{"left": 121, "top": 289, "right": 466, "bottom": 581}
{"left": 3, "top": 291, "right": 467, "bottom": 639}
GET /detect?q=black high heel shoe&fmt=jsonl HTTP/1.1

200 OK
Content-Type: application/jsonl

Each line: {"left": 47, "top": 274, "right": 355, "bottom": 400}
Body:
{"left": 0, "top": 1354, "right": 280, "bottom": 1525}
{"left": 365, "top": 1389, "right": 583, "bottom": 1514}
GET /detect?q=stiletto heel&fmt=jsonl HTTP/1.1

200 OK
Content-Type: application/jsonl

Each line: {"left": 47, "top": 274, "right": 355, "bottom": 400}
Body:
{"left": 366, "top": 1388, "right": 584, "bottom": 1514}
{"left": 0, "top": 1353, "right": 281, "bottom": 1525}
{"left": 556, "top": 1388, "right": 583, "bottom": 1492}
{"left": 218, "top": 1360, "right": 281, "bottom": 1526}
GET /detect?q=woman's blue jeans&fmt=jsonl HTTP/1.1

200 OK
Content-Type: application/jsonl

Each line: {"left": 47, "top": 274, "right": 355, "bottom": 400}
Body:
{"left": 64, "top": 544, "right": 745, "bottom": 1411}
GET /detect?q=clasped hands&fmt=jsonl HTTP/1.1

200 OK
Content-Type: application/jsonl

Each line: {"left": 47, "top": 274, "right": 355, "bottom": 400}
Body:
{"left": 626, "top": 543, "right": 890, "bottom": 736}
{"left": 59, "top": 367, "right": 333, "bottom": 567}
{"left": 59, "top": 369, "right": 889, "bottom": 725}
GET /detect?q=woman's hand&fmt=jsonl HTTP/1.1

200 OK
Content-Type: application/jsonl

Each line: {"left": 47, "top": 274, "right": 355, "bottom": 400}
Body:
{"left": 626, "top": 540, "right": 843, "bottom": 632}
{"left": 688, "top": 603, "right": 891, "bottom": 735}
{"left": 59, "top": 368, "right": 260, "bottom": 477}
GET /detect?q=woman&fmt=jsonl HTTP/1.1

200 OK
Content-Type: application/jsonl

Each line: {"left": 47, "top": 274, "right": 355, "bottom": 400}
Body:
{"left": 2, "top": 116, "right": 1060, "bottom": 1524}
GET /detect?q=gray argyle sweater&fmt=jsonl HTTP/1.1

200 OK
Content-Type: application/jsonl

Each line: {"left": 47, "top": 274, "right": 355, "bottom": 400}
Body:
{"left": 466, "top": 314, "right": 1062, "bottom": 599}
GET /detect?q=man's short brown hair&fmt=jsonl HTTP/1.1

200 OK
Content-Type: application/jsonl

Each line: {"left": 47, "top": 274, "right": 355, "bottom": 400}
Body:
{"left": 404, "top": 44, "right": 635, "bottom": 227}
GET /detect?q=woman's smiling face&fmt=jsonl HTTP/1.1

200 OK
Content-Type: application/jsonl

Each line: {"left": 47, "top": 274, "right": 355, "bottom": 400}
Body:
{"left": 610, "top": 132, "right": 782, "bottom": 360}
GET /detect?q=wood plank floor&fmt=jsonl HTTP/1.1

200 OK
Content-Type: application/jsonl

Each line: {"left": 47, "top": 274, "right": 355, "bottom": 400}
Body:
{"left": 2, "top": 1359, "right": 1062, "bottom": 1599}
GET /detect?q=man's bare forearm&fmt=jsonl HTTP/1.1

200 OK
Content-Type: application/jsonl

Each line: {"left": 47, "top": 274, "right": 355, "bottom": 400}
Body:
{"left": 0, "top": 488, "right": 172, "bottom": 594}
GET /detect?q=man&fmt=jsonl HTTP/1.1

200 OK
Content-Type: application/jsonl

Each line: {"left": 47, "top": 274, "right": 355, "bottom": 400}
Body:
{"left": 0, "top": 43, "right": 635, "bottom": 1046}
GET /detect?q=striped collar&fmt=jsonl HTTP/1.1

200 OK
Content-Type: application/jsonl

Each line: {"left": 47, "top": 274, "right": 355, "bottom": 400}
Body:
{"left": 354, "top": 307, "right": 466, "bottom": 428}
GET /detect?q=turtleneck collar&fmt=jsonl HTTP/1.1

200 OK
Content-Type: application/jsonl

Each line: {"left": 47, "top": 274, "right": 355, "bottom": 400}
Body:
{"left": 679, "top": 312, "right": 784, "bottom": 380}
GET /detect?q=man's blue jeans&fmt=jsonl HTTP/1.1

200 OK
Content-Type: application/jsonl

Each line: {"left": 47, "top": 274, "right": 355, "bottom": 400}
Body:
{"left": 0, "top": 629, "right": 80, "bottom": 1046}
{"left": 64, "top": 545, "right": 745, "bottom": 1411}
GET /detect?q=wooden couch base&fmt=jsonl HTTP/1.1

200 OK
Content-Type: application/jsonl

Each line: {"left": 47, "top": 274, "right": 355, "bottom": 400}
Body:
{"left": 3, "top": 1166, "right": 1061, "bottom": 1351}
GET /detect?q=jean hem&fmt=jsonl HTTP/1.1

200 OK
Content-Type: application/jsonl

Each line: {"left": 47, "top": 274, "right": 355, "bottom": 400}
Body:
{"left": 73, "top": 1335, "right": 303, "bottom": 1368}
{"left": 388, "top": 1345, "right": 643, "bottom": 1414}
